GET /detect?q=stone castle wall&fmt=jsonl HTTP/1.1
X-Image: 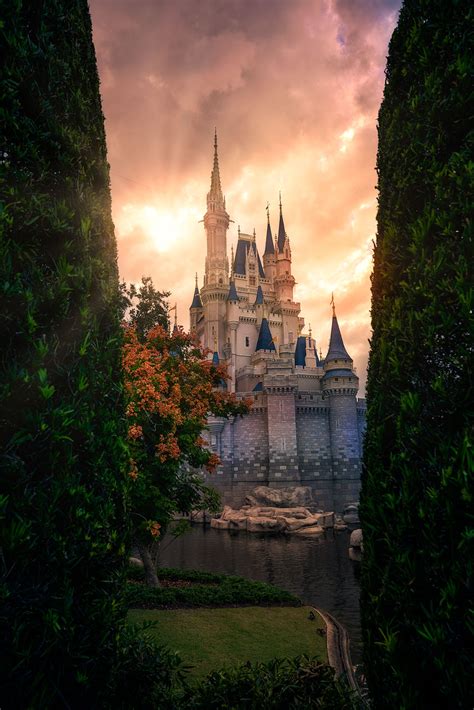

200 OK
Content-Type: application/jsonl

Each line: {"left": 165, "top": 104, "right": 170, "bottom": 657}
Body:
{"left": 202, "top": 392, "right": 365, "bottom": 511}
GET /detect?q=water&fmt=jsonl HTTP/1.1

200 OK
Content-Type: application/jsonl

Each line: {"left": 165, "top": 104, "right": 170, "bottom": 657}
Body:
{"left": 160, "top": 525, "right": 362, "bottom": 664}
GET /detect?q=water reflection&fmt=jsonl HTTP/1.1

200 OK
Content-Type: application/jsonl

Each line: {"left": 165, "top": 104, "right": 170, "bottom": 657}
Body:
{"left": 160, "top": 526, "right": 362, "bottom": 663}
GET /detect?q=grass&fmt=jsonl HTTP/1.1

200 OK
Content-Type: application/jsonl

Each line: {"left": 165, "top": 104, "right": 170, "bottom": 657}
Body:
{"left": 128, "top": 605, "right": 327, "bottom": 678}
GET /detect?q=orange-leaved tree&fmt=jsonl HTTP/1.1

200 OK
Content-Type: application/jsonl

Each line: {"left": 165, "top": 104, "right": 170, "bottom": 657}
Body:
{"left": 123, "top": 323, "right": 250, "bottom": 586}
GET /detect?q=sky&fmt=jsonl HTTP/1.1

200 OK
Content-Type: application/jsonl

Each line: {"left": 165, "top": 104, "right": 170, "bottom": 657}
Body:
{"left": 89, "top": 0, "right": 402, "bottom": 393}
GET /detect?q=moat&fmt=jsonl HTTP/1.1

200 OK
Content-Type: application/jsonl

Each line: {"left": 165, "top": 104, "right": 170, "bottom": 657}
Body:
{"left": 160, "top": 525, "right": 362, "bottom": 664}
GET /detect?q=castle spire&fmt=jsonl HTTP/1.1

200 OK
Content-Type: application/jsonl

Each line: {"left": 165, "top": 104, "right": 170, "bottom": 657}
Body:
{"left": 264, "top": 203, "right": 274, "bottom": 255}
{"left": 190, "top": 275, "right": 202, "bottom": 309}
{"left": 277, "top": 191, "right": 287, "bottom": 252}
{"left": 325, "top": 300, "right": 351, "bottom": 361}
{"left": 207, "top": 128, "right": 224, "bottom": 210}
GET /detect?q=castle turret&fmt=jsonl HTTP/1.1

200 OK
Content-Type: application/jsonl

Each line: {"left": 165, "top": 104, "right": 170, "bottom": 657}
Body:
{"left": 201, "top": 130, "right": 230, "bottom": 354}
{"left": 322, "top": 298, "right": 361, "bottom": 509}
{"left": 262, "top": 205, "right": 276, "bottom": 284}
{"left": 189, "top": 273, "right": 203, "bottom": 333}
{"left": 274, "top": 194, "right": 295, "bottom": 304}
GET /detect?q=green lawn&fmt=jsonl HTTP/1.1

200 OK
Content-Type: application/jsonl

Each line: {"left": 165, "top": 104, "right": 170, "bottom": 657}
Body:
{"left": 128, "top": 606, "right": 327, "bottom": 678}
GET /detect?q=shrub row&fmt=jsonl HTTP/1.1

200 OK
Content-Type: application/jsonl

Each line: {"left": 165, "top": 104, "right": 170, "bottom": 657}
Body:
{"left": 126, "top": 567, "right": 301, "bottom": 608}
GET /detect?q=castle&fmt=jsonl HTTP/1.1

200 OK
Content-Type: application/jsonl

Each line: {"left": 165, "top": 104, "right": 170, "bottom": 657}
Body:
{"left": 189, "top": 133, "right": 365, "bottom": 512}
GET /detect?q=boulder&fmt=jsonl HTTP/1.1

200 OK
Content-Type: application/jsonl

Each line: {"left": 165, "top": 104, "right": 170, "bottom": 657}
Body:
{"left": 246, "top": 516, "right": 284, "bottom": 533}
{"left": 342, "top": 502, "right": 360, "bottom": 524}
{"left": 245, "top": 486, "right": 315, "bottom": 509}
{"left": 292, "top": 525, "right": 324, "bottom": 536}
{"left": 349, "top": 528, "right": 363, "bottom": 550}
{"left": 129, "top": 556, "right": 143, "bottom": 567}
{"left": 313, "top": 512, "right": 335, "bottom": 528}
{"left": 211, "top": 518, "right": 230, "bottom": 530}
{"left": 348, "top": 547, "right": 362, "bottom": 562}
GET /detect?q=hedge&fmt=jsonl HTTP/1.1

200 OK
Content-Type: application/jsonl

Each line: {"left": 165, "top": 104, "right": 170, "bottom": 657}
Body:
{"left": 360, "top": 1, "right": 474, "bottom": 708}
{"left": 0, "top": 1, "right": 129, "bottom": 707}
{"left": 126, "top": 567, "right": 301, "bottom": 608}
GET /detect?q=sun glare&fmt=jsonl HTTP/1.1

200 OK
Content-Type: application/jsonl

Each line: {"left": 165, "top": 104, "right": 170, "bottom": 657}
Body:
{"left": 118, "top": 202, "right": 199, "bottom": 253}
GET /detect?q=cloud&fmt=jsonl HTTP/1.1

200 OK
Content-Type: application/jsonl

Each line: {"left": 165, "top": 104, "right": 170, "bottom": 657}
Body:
{"left": 89, "top": 0, "right": 401, "bottom": 394}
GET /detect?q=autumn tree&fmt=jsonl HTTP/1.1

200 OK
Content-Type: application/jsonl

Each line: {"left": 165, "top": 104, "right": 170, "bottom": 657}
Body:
{"left": 123, "top": 323, "right": 250, "bottom": 586}
{"left": 121, "top": 277, "right": 170, "bottom": 340}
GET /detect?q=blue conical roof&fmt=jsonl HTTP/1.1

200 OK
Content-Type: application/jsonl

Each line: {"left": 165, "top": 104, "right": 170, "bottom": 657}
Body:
{"left": 264, "top": 221, "right": 274, "bottom": 255}
{"left": 325, "top": 315, "right": 351, "bottom": 361}
{"left": 277, "top": 201, "right": 287, "bottom": 252}
{"left": 255, "top": 318, "right": 276, "bottom": 352}
{"left": 227, "top": 280, "right": 238, "bottom": 301}
{"left": 212, "top": 351, "right": 220, "bottom": 365}
{"left": 295, "top": 336, "right": 306, "bottom": 366}
{"left": 255, "top": 285, "right": 264, "bottom": 305}
{"left": 190, "top": 284, "right": 202, "bottom": 309}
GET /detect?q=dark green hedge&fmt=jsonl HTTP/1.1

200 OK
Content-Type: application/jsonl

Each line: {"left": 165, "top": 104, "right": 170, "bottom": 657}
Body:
{"left": 0, "top": 1, "right": 129, "bottom": 707}
{"left": 126, "top": 567, "right": 301, "bottom": 608}
{"left": 360, "top": 1, "right": 474, "bottom": 708}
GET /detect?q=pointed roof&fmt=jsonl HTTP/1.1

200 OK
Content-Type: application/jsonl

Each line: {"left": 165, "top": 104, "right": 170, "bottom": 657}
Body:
{"left": 207, "top": 129, "right": 224, "bottom": 209}
{"left": 326, "top": 314, "right": 351, "bottom": 361}
{"left": 255, "top": 318, "right": 276, "bottom": 352}
{"left": 190, "top": 276, "right": 202, "bottom": 309}
{"left": 255, "top": 285, "right": 264, "bottom": 305}
{"left": 295, "top": 336, "right": 306, "bottom": 367}
{"left": 212, "top": 350, "right": 220, "bottom": 365}
{"left": 277, "top": 192, "right": 287, "bottom": 252}
{"left": 234, "top": 237, "right": 265, "bottom": 278}
{"left": 264, "top": 207, "right": 274, "bottom": 256}
{"left": 227, "top": 280, "right": 238, "bottom": 301}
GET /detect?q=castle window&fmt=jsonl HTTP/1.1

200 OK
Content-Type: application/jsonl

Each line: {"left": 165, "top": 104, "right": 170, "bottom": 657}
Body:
{"left": 335, "top": 377, "right": 339, "bottom": 381}
{"left": 249, "top": 263, "right": 255, "bottom": 271}
{"left": 249, "top": 276, "right": 256, "bottom": 286}
{"left": 245, "top": 337, "right": 250, "bottom": 347}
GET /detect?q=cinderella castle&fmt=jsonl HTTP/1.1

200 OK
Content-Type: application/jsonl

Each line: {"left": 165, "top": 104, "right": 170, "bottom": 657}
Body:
{"left": 189, "top": 133, "right": 365, "bottom": 512}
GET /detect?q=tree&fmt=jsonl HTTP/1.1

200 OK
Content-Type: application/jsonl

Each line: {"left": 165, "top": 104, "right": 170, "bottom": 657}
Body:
{"left": 0, "top": 2, "right": 129, "bottom": 706}
{"left": 121, "top": 277, "right": 170, "bottom": 340}
{"left": 123, "top": 323, "right": 250, "bottom": 587}
{"left": 360, "top": 1, "right": 474, "bottom": 708}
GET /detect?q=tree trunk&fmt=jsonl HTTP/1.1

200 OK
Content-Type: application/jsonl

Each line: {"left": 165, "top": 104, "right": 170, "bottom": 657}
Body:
{"left": 137, "top": 541, "right": 160, "bottom": 588}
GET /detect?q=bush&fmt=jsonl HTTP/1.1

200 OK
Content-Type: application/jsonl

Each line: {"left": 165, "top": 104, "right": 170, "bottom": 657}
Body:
{"left": 126, "top": 567, "right": 301, "bottom": 608}
{"left": 0, "top": 2, "right": 128, "bottom": 706}
{"left": 182, "top": 656, "right": 358, "bottom": 710}
{"left": 360, "top": 1, "right": 474, "bottom": 708}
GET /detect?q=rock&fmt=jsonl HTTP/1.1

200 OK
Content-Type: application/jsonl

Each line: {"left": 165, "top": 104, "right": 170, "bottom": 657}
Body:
{"left": 211, "top": 518, "right": 230, "bottom": 530}
{"left": 292, "top": 525, "right": 324, "bottom": 536}
{"left": 334, "top": 523, "right": 348, "bottom": 531}
{"left": 349, "top": 528, "right": 363, "bottom": 549}
{"left": 245, "top": 486, "right": 315, "bottom": 509}
{"left": 348, "top": 547, "right": 362, "bottom": 562}
{"left": 313, "top": 512, "right": 335, "bottom": 528}
{"left": 342, "top": 502, "right": 360, "bottom": 524}
{"left": 129, "top": 556, "right": 143, "bottom": 567}
{"left": 246, "top": 516, "right": 284, "bottom": 533}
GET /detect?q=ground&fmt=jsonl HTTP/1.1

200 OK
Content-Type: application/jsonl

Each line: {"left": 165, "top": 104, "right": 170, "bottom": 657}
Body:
{"left": 128, "top": 605, "right": 328, "bottom": 678}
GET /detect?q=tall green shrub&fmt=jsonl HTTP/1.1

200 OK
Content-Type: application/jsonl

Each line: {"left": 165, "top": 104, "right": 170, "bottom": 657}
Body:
{"left": 360, "top": 1, "right": 473, "bottom": 708}
{"left": 0, "top": 1, "right": 129, "bottom": 706}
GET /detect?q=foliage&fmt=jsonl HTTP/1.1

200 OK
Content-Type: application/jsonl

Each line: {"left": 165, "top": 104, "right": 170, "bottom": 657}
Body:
{"left": 0, "top": 1, "right": 130, "bottom": 706}
{"left": 123, "top": 323, "right": 250, "bottom": 580}
{"left": 360, "top": 1, "right": 474, "bottom": 708}
{"left": 181, "top": 656, "right": 358, "bottom": 710}
{"left": 125, "top": 567, "right": 301, "bottom": 608}
{"left": 121, "top": 276, "right": 170, "bottom": 341}
{"left": 102, "top": 622, "right": 187, "bottom": 710}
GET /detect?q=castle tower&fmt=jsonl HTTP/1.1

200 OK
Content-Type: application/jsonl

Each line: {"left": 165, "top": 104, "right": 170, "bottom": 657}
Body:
{"left": 274, "top": 195, "right": 296, "bottom": 308}
{"left": 262, "top": 205, "right": 276, "bottom": 284}
{"left": 189, "top": 273, "right": 203, "bottom": 333}
{"left": 322, "top": 297, "right": 361, "bottom": 508}
{"left": 201, "top": 130, "right": 230, "bottom": 354}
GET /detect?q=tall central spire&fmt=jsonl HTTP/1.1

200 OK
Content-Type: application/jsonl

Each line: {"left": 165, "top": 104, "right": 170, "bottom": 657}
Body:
{"left": 207, "top": 128, "right": 224, "bottom": 210}
{"left": 277, "top": 191, "right": 287, "bottom": 251}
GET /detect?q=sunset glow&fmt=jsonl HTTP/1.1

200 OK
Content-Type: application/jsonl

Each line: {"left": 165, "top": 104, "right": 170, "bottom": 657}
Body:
{"left": 90, "top": 0, "right": 402, "bottom": 392}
